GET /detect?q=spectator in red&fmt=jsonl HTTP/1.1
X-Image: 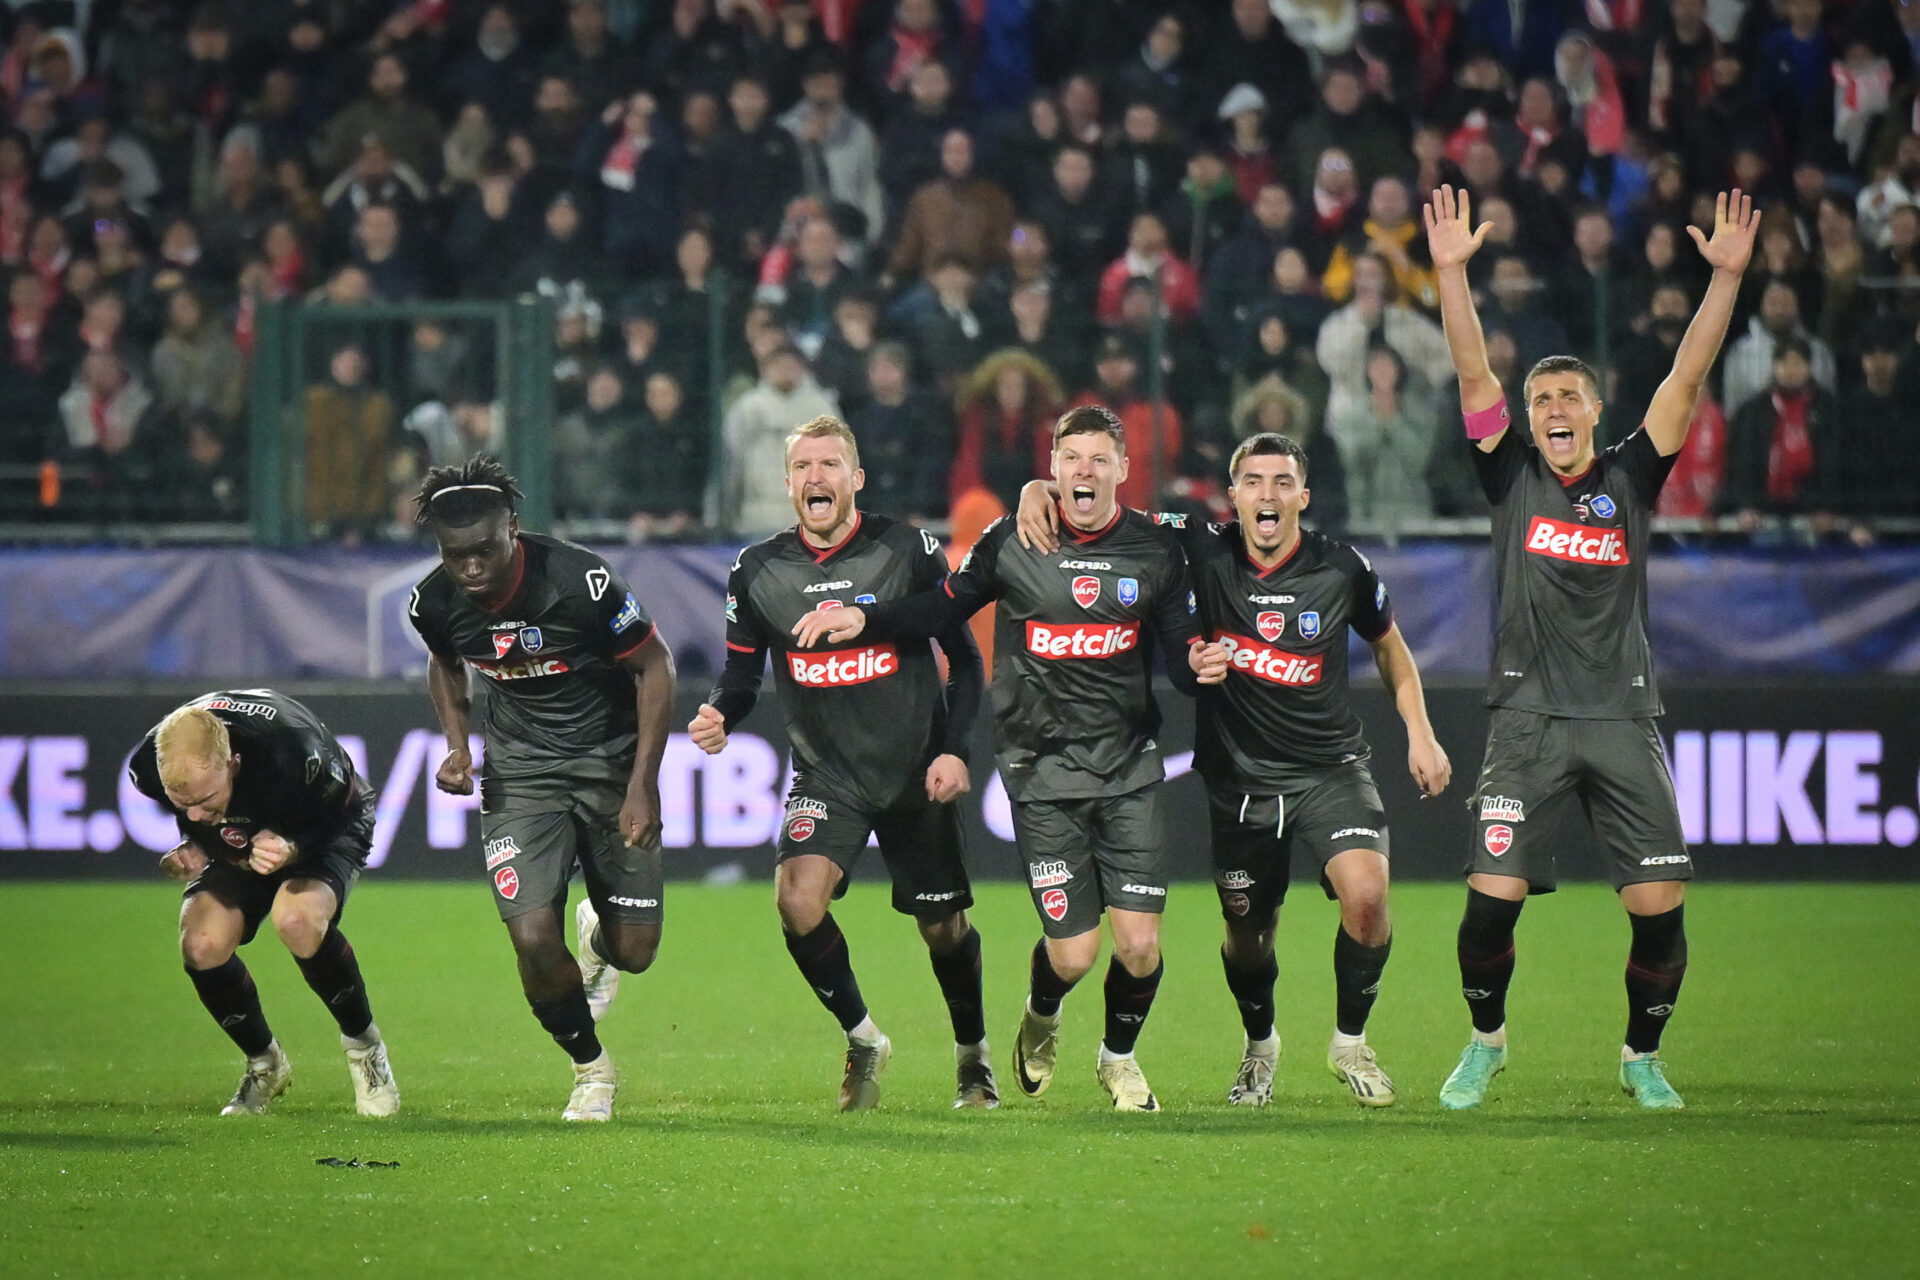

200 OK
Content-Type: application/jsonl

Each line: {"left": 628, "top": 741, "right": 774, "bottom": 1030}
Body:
{"left": 1096, "top": 212, "right": 1199, "bottom": 327}
{"left": 1295, "top": 146, "right": 1362, "bottom": 274}
{"left": 1723, "top": 336, "right": 1841, "bottom": 531}
{"left": 1217, "top": 83, "right": 1275, "bottom": 207}
{"left": 864, "top": 0, "right": 961, "bottom": 118}
{"left": 951, "top": 347, "right": 1062, "bottom": 513}
{"left": 1067, "top": 334, "right": 1183, "bottom": 510}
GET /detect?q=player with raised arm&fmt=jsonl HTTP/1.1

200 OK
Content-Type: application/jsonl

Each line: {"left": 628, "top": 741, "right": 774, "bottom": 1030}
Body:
{"left": 687, "top": 416, "right": 991, "bottom": 1111}
{"left": 1013, "top": 433, "right": 1451, "bottom": 1108}
{"left": 1423, "top": 185, "right": 1758, "bottom": 1110}
{"left": 130, "top": 690, "right": 399, "bottom": 1117}
{"left": 408, "top": 457, "right": 676, "bottom": 1123}
{"left": 793, "top": 405, "right": 1230, "bottom": 1112}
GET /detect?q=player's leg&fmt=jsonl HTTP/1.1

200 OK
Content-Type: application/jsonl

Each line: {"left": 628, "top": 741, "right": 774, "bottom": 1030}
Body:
{"left": 179, "top": 874, "right": 289, "bottom": 1115}
{"left": 878, "top": 792, "right": 994, "bottom": 1107}
{"left": 1444, "top": 712, "right": 1568, "bottom": 1109}
{"left": 1012, "top": 799, "right": 1102, "bottom": 1098}
{"left": 1208, "top": 787, "right": 1286, "bottom": 1105}
{"left": 487, "top": 797, "right": 613, "bottom": 1120}
{"left": 1588, "top": 719, "right": 1694, "bottom": 1110}
{"left": 271, "top": 858, "right": 397, "bottom": 1117}
{"left": 1305, "top": 766, "right": 1397, "bottom": 1105}
{"left": 573, "top": 788, "right": 666, "bottom": 1021}
{"left": 1092, "top": 786, "right": 1170, "bottom": 1112}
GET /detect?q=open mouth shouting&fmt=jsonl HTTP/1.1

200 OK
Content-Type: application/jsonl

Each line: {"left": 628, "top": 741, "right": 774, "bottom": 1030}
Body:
{"left": 1253, "top": 506, "right": 1282, "bottom": 539}
{"left": 1068, "top": 483, "right": 1098, "bottom": 517}
{"left": 802, "top": 488, "right": 836, "bottom": 521}
{"left": 1543, "top": 422, "right": 1579, "bottom": 462}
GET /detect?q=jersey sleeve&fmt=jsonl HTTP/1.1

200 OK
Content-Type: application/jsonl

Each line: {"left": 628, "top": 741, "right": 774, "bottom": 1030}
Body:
{"left": 276, "top": 728, "right": 359, "bottom": 855}
{"left": 581, "top": 557, "right": 656, "bottom": 659}
{"left": 1612, "top": 427, "right": 1680, "bottom": 507}
{"left": 910, "top": 529, "right": 987, "bottom": 758}
{"left": 406, "top": 578, "right": 458, "bottom": 660}
{"left": 710, "top": 553, "right": 769, "bottom": 727}
{"left": 1468, "top": 405, "right": 1529, "bottom": 504}
{"left": 1344, "top": 546, "right": 1393, "bottom": 642}
{"left": 865, "top": 519, "right": 1003, "bottom": 639}
{"left": 1151, "top": 529, "right": 1202, "bottom": 696}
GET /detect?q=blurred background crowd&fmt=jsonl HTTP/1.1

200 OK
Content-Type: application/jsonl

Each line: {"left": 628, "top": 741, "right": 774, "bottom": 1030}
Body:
{"left": 1, "top": 0, "right": 1917, "bottom": 545}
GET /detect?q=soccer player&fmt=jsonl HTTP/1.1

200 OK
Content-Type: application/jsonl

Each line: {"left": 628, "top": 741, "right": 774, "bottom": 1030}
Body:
{"left": 408, "top": 457, "right": 676, "bottom": 1122}
{"left": 687, "top": 415, "right": 991, "bottom": 1111}
{"left": 795, "top": 405, "right": 1230, "bottom": 1112}
{"left": 1423, "top": 185, "right": 1758, "bottom": 1110}
{"left": 129, "top": 690, "right": 399, "bottom": 1117}
{"left": 1012, "top": 432, "right": 1451, "bottom": 1108}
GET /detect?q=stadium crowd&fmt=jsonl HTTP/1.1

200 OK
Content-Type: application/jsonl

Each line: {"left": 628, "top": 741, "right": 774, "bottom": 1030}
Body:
{"left": 1, "top": 0, "right": 1918, "bottom": 540}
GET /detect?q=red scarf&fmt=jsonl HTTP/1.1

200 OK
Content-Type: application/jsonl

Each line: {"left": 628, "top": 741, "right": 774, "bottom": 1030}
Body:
{"left": 1766, "top": 389, "right": 1815, "bottom": 502}
{"left": 885, "top": 27, "right": 936, "bottom": 91}
{"left": 1403, "top": 1, "right": 1457, "bottom": 103}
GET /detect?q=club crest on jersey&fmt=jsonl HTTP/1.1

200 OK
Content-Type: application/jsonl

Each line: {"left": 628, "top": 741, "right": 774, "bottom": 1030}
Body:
{"left": 1117, "top": 577, "right": 1139, "bottom": 607}
{"left": 493, "top": 633, "right": 517, "bottom": 659}
{"left": 220, "top": 826, "right": 249, "bottom": 848}
{"left": 1041, "top": 887, "right": 1069, "bottom": 921}
{"left": 1591, "top": 494, "right": 1617, "bottom": 519}
{"left": 1222, "top": 891, "right": 1251, "bottom": 916}
{"left": 1257, "top": 611, "right": 1285, "bottom": 641}
{"left": 815, "top": 600, "right": 842, "bottom": 611}
{"left": 1484, "top": 824, "right": 1514, "bottom": 857}
{"left": 1072, "top": 576, "right": 1100, "bottom": 608}
{"left": 1298, "top": 611, "right": 1321, "bottom": 640}
{"left": 519, "top": 626, "right": 544, "bottom": 653}
{"left": 494, "top": 866, "right": 520, "bottom": 899}
{"left": 786, "top": 797, "right": 829, "bottom": 843}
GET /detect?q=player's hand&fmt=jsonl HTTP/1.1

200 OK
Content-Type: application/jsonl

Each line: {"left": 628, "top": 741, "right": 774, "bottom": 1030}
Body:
{"left": 1423, "top": 184, "right": 1489, "bottom": 271}
{"left": 688, "top": 703, "right": 729, "bottom": 754}
{"left": 1189, "top": 639, "right": 1230, "bottom": 684}
{"left": 1688, "top": 188, "right": 1759, "bottom": 277}
{"left": 1409, "top": 731, "right": 1452, "bottom": 797}
{"left": 1014, "top": 480, "right": 1061, "bottom": 552}
{"left": 791, "top": 605, "right": 866, "bottom": 648}
{"left": 435, "top": 746, "right": 474, "bottom": 795}
{"left": 248, "top": 830, "right": 298, "bottom": 875}
{"left": 159, "top": 840, "right": 207, "bottom": 882}
{"left": 925, "top": 753, "right": 971, "bottom": 803}
{"left": 620, "top": 780, "right": 662, "bottom": 848}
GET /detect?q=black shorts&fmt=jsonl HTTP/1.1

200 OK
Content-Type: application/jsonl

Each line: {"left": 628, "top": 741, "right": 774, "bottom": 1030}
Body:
{"left": 182, "top": 789, "right": 375, "bottom": 945}
{"left": 776, "top": 777, "right": 973, "bottom": 918}
{"left": 480, "top": 777, "right": 665, "bottom": 924}
{"left": 1014, "top": 783, "right": 1166, "bottom": 939}
{"left": 1469, "top": 709, "right": 1694, "bottom": 893}
{"left": 1206, "top": 763, "right": 1389, "bottom": 924}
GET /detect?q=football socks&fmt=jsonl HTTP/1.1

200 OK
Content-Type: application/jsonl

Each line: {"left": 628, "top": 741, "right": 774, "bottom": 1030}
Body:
{"left": 1624, "top": 905, "right": 1688, "bottom": 1053}
{"left": 1457, "top": 888, "right": 1524, "bottom": 1035}
{"left": 1332, "top": 928, "right": 1392, "bottom": 1037}
{"left": 783, "top": 912, "right": 870, "bottom": 1033}
{"left": 1220, "top": 946, "right": 1279, "bottom": 1042}
{"left": 928, "top": 926, "right": 987, "bottom": 1047}
{"left": 529, "top": 988, "right": 603, "bottom": 1065}
{"left": 293, "top": 926, "right": 374, "bottom": 1040}
{"left": 1101, "top": 956, "right": 1163, "bottom": 1055}
{"left": 1027, "top": 938, "right": 1077, "bottom": 1018}
{"left": 187, "top": 956, "right": 274, "bottom": 1058}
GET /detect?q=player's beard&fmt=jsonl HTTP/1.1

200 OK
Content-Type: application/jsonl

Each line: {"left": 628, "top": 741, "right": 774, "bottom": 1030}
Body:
{"left": 797, "top": 486, "right": 851, "bottom": 540}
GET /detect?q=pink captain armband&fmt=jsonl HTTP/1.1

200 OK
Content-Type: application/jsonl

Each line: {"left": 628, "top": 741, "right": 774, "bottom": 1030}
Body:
{"left": 1463, "top": 398, "right": 1511, "bottom": 440}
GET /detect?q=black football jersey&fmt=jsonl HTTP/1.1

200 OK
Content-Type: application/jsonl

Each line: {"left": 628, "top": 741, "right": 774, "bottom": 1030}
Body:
{"left": 714, "top": 512, "right": 981, "bottom": 811}
{"left": 868, "top": 507, "right": 1201, "bottom": 802}
{"left": 128, "top": 689, "right": 365, "bottom": 863}
{"left": 408, "top": 533, "right": 657, "bottom": 784}
{"left": 1473, "top": 421, "right": 1675, "bottom": 719}
{"left": 1183, "top": 521, "right": 1393, "bottom": 791}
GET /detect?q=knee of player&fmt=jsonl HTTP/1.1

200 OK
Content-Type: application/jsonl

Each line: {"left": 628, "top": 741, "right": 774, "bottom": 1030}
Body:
{"left": 1221, "top": 918, "right": 1275, "bottom": 964}
{"left": 917, "top": 910, "right": 971, "bottom": 954}
{"left": 607, "top": 929, "right": 660, "bottom": 974}
{"left": 1341, "top": 893, "right": 1391, "bottom": 942}
{"left": 270, "top": 904, "right": 329, "bottom": 957}
{"left": 179, "top": 929, "right": 233, "bottom": 971}
{"left": 1110, "top": 936, "right": 1161, "bottom": 975}
{"left": 775, "top": 885, "right": 829, "bottom": 936}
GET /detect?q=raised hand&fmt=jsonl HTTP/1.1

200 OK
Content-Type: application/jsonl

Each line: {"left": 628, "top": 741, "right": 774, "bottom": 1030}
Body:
{"left": 1423, "top": 184, "right": 1490, "bottom": 271}
{"left": 1687, "top": 189, "right": 1760, "bottom": 276}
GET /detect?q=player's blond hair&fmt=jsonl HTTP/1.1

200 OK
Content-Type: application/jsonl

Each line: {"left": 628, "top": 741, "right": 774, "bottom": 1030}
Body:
{"left": 785, "top": 415, "right": 861, "bottom": 469}
{"left": 154, "top": 706, "right": 232, "bottom": 790}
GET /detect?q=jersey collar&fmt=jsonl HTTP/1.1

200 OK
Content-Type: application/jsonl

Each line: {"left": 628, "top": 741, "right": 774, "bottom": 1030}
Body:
{"left": 1244, "top": 526, "right": 1303, "bottom": 579}
{"left": 1555, "top": 461, "right": 1596, "bottom": 489}
{"left": 801, "top": 510, "right": 863, "bottom": 564}
{"left": 475, "top": 538, "right": 528, "bottom": 615}
{"left": 1059, "top": 501, "right": 1123, "bottom": 544}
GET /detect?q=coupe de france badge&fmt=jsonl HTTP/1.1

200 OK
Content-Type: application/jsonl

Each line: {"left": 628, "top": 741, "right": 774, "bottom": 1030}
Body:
{"left": 1298, "top": 611, "right": 1321, "bottom": 640}
{"left": 1117, "top": 577, "right": 1139, "bottom": 607}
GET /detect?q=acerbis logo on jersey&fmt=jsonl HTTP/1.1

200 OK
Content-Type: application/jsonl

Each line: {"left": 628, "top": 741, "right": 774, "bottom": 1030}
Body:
{"left": 1213, "top": 631, "right": 1323, "bottom": 685}
{"left": 474, "top": 658, "right": 571, "bottom": 680}
{"left": 802, "top": 580, "right": 854, "bottom": 593}
{"left": 787, "top": 644, "right": 899, "bottom": 686}
{"left": 1072, "top": 576, "right": 1100, "bottom": 608}
{"left": 1484, "top": 824, "right": 1514, "bottom": 856}
{"left": 1026, "top": 620, "right": 1139, "bottom": 659}
{"left": 1479, "top": 795, "right": 1526, "bottom": 822}
{"left": 1257, "top": 611, "right": 1285, "bottom": 641}
{"left": 1028, "top": 859, "right": 1072, "bottom": 888}
{"left": 1041, "top": 887, "right": 1069, "bottom": 921}
{"left": 1525, "top": 515, "right": 1629, "bottom": 565}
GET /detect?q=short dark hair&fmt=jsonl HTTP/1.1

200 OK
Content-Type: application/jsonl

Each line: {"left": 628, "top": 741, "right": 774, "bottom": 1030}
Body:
{"left": 1229, "top": 432, "right": 1308, "bottom": 484}
{"left": 1772, "top": 335, "right": 1814, "bottom": 364}
{"left": 1523, "top": 354, "right": 1602, "bottom": 400}
{"left": 1052, "top": 403, "right": 1125, "bottom": 451}
{"left": 416, "top": 454, "right": 522, "bottom": 527}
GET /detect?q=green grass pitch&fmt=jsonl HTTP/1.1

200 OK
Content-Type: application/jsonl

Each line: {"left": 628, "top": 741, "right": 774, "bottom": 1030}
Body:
{"left": 2, "top": 880, "right": 1916, "bottom": 1278}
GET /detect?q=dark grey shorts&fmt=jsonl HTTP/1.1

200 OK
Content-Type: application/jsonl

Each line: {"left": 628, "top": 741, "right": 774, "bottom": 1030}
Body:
{"left": 480, "top": 777, "right": 664, "bottom": 923}
{"left": 1013, "top": 784, "right": 1167, "bottom": 939}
